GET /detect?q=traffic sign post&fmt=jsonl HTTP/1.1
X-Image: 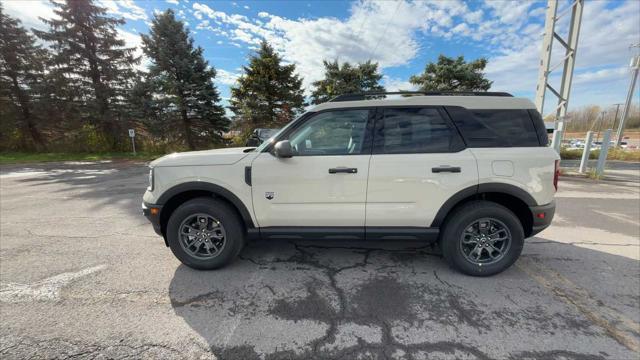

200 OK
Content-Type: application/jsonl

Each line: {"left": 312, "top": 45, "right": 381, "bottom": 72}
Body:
{"left": 128, "top": 129, "right": 136, "bottom": 155}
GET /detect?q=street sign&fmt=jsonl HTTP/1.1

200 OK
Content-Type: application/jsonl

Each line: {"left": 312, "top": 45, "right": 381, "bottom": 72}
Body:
{"left": 128, "top": 129, "right": 136, "bottom": 155}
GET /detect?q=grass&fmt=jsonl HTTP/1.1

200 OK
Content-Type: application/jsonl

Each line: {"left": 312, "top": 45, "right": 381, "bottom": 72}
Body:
{"left": 0, "top": 152, "right": 163, "bottom": 165}
{"left": 560, "top": 147, "right": 640, "bottom": 162}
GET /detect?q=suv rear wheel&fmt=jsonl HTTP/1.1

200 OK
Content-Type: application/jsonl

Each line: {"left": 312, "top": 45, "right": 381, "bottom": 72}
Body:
{"left": 440, "top": 201, "right": 524, "bottom": 276}
{"left": 167, "top": 197, "right": 245, "bottom": 270}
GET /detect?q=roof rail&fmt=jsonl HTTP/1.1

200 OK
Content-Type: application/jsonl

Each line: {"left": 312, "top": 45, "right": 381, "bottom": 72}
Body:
{"left": 328, "top": 91, "right": 513, "bottom": 102}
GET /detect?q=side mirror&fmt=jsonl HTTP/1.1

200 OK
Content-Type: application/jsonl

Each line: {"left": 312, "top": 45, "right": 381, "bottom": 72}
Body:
{"left": 274, "top": 140, "right": 293, "bottom": 158}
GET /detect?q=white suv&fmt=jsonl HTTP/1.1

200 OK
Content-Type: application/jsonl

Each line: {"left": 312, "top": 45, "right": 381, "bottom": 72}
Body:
{"left": 143, "top": 92, "right": 558, "bottom": 276}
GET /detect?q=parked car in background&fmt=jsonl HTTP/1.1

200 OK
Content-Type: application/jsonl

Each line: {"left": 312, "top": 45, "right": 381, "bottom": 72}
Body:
{"left": 245, "top": 128, "right": 279, "bottom": 147}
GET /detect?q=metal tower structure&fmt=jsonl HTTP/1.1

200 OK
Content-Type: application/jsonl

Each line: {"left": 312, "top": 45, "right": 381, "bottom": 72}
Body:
{"left": 534, "top": 0, "right": 584, "bottom": 151}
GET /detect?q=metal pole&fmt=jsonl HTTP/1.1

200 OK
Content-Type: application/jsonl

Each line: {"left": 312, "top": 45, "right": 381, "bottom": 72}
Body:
{"left": 534, "top": 0, "right": 559, "bottom": 114}
{"left": 555, "top": 0, "right": 583, "bottom": 147}
{"left": 579, "top": 131, "right": 593, "bottom": 173}
{"left": 131, "top": 137, "right": 136, "bottom": 155}
{"left": 610, "top": 103, "right": 623, "bottom": 135}
{"left": 615, "top": 55, "right": 640, "bottom": 146}
{"left": 595, "top": 129, "right": 612, "bottom": 177}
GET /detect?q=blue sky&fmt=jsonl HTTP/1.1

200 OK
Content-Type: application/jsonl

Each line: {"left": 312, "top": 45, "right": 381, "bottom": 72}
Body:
{"left": 5, "top": 0, "right": 640, "bottom": 117}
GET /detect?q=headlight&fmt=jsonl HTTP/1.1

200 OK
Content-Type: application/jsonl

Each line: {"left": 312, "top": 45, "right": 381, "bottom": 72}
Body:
{"left": 148, "top": 167, "right": 154, "bottom": 191}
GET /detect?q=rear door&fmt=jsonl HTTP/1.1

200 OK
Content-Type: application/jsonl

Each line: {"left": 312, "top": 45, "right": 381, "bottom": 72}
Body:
{"left": 365, "top": 107, "right": 478, "bottom": 228}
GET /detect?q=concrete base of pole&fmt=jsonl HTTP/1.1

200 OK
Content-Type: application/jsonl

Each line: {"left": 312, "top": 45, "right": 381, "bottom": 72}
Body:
{"left": 579, "top": 131, "right": 594, "bottom": 174}
{"left": 595, "top": 129, "right": 612, "bottom": 177}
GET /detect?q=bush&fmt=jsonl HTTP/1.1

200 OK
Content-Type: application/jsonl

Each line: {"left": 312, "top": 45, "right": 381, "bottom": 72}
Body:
{"left": 560, "top": 147, "right": 640, "bottom": 161}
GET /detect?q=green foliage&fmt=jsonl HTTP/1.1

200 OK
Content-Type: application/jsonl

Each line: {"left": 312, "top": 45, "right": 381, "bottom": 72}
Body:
{"left": 410, "top": 55, "right": 492, "bottom": 92}
{"left": 310, "top": 60, "right": 385, "bottom": 104}
{"left": 229, "top": 40, "right": 305, "bottom": 131}
{"left": 560, "top": 147, "right": 640, "bottom": 161}
{"left": 0, "top": 6, "right": 49, "bottom": 150}
{"left": 141, "top": 9, "right": 228, "bottom": 150}
{"left": 33, "top": 0, "right": 139, "bottom": 150}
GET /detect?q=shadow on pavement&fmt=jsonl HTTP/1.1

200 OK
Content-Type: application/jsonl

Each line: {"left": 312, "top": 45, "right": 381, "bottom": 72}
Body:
{"left": 168, "top": 238, "right": 639, "bottom": 360}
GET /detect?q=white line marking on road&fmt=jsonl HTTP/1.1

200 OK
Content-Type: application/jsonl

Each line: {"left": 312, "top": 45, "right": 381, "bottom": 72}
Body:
{"left": 0, "top": 265, "right": 106, "bottom": 303}
{"left": 592, "top": 210, "right": 640, "bottom": 226}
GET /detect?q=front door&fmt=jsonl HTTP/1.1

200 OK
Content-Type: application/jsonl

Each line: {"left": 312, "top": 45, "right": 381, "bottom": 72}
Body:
{"left": 251, "top": 108, "right": 374, "bottom": 229}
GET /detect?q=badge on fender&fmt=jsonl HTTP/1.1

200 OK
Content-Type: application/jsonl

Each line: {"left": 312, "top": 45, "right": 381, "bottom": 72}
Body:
{"left": 265, "top": 192, "right": 275, "bottom": 200}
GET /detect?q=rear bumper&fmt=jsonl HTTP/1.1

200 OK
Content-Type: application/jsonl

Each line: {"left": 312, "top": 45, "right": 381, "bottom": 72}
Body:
{"left": 142, "top": 202, "right": 163, "bottom": 236}
{"left": 529, "top": 200, "right": 555, "bottom": 237}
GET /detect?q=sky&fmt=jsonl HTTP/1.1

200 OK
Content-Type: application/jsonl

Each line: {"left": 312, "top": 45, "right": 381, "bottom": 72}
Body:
{"left": 4, "top": 0, "right": 640, "bottom": 117}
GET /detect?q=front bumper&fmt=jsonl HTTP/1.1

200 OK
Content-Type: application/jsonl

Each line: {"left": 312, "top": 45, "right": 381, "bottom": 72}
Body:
{"left": 142, "top": 202, "right": 163, "bottom": 236}
{"left": 529, "top": 200, "right": 556, "bottom": 236}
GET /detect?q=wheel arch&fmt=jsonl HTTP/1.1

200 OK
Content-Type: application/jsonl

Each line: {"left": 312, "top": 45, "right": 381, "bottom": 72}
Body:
{"left": 156, "top": 182, "right": 255, "bottom": 241}
{"left": 431, "top": 183, "right": 536, "bottom": 237}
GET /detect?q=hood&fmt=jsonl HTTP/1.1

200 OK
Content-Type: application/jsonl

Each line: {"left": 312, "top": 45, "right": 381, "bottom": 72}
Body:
{"left": 150, "top": 147, "right": 255, "bottom": 167}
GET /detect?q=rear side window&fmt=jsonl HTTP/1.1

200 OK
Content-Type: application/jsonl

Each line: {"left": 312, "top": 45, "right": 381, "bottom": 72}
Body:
{"left": 373, "top": 107, "right": 464, "bottom": 154}
{"left": 445, "top": 107, "right": 543, "bottom": 147}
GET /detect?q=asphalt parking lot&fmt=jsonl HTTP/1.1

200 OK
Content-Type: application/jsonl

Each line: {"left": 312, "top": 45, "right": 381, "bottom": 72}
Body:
{"left": 1, "top": 161, "right": 639, "bottom": 360}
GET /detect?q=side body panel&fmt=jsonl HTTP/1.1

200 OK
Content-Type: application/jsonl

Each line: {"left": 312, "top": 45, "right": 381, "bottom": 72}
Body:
{"left": 250, "top": 152, "right": 371, "bottom": 227}
{"left": 143, "top": 155, "right": 258, "bottom": 225}
{"left": 365, "top": 149, "right": 479, "bottom": 227}
{"left": 470, "top": 147, "right": 559, "bottom": 206}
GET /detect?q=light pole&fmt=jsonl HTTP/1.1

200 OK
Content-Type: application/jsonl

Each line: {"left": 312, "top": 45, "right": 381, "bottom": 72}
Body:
{"left": 615, "top": 45, "right": 640, "bottom": 147}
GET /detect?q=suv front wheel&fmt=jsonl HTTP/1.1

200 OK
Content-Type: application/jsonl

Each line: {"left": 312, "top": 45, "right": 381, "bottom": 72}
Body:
{"left": 166, "top": 197, "right": 245, "bottom": 270}
{"left": 440, "top": 201, "right": 524, "bottom": 276}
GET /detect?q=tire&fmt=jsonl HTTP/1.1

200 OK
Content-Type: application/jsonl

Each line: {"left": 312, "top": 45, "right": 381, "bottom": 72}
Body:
{"left": 166, "top": 197, "right": 245, "bottom": 270}
{"left": 440, "top": 200, "right": 524, "bottom": 277}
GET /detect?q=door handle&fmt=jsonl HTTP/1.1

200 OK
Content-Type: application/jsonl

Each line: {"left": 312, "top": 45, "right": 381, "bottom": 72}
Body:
{"left": 432, "top": 166, "right": 461, "bottom": 173}
{"left": 329, "top": 167, "right": 358, "bottom": 174}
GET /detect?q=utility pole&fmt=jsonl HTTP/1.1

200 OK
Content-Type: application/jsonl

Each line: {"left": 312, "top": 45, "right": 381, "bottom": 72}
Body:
{"left": 535, "top": 0, "right": 584, "bottom": 153}
{"left": 610, "top": 103, "right": 623, "bottom": 133}
{"left": 615, "top": 46, "right": 640, "bottom": 147}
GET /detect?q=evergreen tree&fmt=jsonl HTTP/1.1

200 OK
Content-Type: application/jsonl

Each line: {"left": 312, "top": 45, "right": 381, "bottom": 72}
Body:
{"left": 0, "top": 6, "right": 48, "bottom": 150}
{"left": 141, "top": 10, "right": 227, "bottom": 150}
{"left": 310, "top": 60, "right": 385, "bottom": 104}
{"left": 229, "top": 40, "right": 305, "bottom": 130}
{"left": 34, "top": 0, "right": 138, "bottom": 150}
{"left": 410, "top": 55, "right": 492, "bottom": 92}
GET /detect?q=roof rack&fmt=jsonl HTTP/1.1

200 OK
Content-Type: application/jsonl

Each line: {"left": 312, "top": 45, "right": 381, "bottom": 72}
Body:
{"left": 328, "top": 91, "right": 513, "bottom": 102}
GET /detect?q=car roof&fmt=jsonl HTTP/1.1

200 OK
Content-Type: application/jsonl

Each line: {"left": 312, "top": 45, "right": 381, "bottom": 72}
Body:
{"left": 311, "top": 95, "right": 536, "bottom": 111}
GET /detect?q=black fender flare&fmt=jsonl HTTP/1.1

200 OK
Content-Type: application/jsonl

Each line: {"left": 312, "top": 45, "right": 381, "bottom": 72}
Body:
{"left": 430, "top": 183, "right": 537, "bottom": 227}
{"left": 156, "top": 182, "right": 255, "bottom": 228}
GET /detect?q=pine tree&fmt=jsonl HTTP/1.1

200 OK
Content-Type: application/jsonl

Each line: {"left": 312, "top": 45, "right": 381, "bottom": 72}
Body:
{"left": 0, "top": 6, "right": 48, "bottom": 150}
{"left": 229, "top": 40, "right": 305, "bottom": 130}
{"left": 141, "top": 10, "right": 227, "bottom": 150}
{"left": 34, "top": 0, "right": 138, "bottom": 150}
{"left": 310, "top": 60, "right": 385, "bottom": 105}
{"left": 410, "top": 55, "right": 492, "bottom": 92}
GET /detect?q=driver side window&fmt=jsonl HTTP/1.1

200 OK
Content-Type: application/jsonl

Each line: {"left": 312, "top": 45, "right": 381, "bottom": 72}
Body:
{"left": 286, "top": 109, "right": 371, "bottom": 156}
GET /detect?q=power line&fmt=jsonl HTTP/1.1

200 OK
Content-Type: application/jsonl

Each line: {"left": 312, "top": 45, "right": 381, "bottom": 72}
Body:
{"left": 371, "top": 0, "right": 401, "bottom": 58}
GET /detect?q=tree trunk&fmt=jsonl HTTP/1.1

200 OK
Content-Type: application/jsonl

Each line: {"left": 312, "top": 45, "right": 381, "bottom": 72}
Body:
{"left": 179, "top": 96, "right": 194, "bottom": 150}
{"left": 10, "top": 74, "right": 46, "bottom": 151}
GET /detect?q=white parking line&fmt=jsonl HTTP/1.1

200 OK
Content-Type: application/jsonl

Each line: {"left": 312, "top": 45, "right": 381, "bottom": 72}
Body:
{"left": 0, "top": 265, "right": 106, "bottom": 303}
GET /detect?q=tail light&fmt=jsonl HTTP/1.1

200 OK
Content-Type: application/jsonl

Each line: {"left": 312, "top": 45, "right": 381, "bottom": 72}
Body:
{"left": 553, "top": 160, "right": 560, "bottom": 191}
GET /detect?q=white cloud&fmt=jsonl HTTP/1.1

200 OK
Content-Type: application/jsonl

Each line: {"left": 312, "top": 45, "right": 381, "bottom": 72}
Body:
{"left": 166, "top": 0, "right": 180, "bottom": 4}
{"left": 215, "top": 69, "right": 240, "bottom": 86}
{"left": 194, "top": 0, "right": 480, "bottom": 90}
{"left": 98, "top": 0, "right": 148, "bottom": 21}
{"left": 382, "top": 76, "right": 418, "bottom": 92}
{"left": 2, "top": 0, "right": 55, "bottom": 31}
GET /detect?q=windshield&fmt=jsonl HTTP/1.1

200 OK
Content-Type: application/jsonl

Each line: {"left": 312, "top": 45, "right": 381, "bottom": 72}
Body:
{"left": 254, "top": 112, "right": 311, "bottom": 152}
